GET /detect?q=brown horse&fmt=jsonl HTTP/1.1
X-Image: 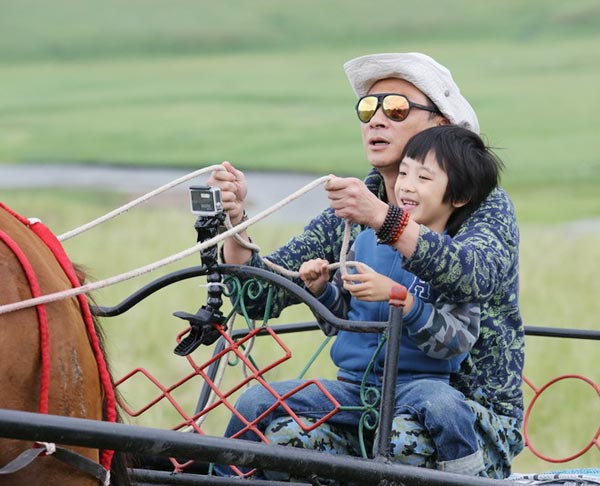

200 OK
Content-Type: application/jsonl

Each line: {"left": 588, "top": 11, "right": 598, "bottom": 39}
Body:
{"left": 0, "top": 203, "right": 129, "bottom": 486}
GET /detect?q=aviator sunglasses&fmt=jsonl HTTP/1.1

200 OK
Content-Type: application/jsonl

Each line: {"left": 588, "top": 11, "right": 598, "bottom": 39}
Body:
{"left": 356, "top": 93, "right": 441, "bottom": 123}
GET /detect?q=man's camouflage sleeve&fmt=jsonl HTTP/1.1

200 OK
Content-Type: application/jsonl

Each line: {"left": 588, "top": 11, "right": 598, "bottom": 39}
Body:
{"left": 235, "top": 207, "right": 362, "bottom": 318}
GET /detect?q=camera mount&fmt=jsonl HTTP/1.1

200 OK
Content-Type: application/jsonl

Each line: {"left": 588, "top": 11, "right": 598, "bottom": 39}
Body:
{"left": 173, "top": 188, "right": 228, "bottom": 356}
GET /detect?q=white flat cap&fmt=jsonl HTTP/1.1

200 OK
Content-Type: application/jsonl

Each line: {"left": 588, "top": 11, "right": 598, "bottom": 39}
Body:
{"left": 344, "top": 52, "right": 479, "bottom": 134}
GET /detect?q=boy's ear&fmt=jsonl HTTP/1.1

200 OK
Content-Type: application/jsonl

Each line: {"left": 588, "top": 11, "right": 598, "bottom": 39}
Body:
{"left": 452, "top": 199, "right": 469, "bottom": 209}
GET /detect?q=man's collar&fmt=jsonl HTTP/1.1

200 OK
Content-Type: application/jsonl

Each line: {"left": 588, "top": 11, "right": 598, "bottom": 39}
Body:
{"left": 364, "top": 168, "right": 388, "bottom": 202}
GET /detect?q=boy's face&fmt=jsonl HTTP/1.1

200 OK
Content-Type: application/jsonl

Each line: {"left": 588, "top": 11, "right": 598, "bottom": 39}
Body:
{"left": 394, "top": 152, "right": 456, "bottom": 233}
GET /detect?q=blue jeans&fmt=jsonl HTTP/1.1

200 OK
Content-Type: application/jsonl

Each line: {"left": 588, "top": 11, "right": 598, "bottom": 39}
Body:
{"left": 217, "top": 375, "right": 483, "bottom": 476}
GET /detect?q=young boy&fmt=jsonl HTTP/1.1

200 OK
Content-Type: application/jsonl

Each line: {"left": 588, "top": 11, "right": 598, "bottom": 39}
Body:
{"left": 220, "top": 125, "right": 505, "bottom": 476}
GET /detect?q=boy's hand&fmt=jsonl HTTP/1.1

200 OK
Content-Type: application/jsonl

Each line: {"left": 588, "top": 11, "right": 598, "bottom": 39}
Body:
{"left": 342, "top": 263, "right": 402, "bottom": 302}
{"left": 299, "top": 258, "right": 330, "bottom": 297}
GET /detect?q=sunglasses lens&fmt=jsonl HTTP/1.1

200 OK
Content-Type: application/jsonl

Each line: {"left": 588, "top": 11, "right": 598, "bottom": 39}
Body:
{"left": 382, "top": 95, "right": 410, "bottom": 121}
{"left": 356, "top": 96, "right": 378, "bottom": 123}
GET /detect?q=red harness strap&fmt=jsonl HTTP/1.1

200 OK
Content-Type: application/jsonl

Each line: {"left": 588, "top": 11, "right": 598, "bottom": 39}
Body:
{"left": 0, "top": 202, "right": 116, "bottom": 470}
{"left": 0, "top": 230, "right": 51, "bottom": 414}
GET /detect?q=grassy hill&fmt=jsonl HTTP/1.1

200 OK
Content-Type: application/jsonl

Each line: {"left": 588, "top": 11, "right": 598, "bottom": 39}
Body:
{"left": 1, "top": 1, "right": 599, "bottom": 214}
{"left": 2, "top": 1, "right": 599, "bottom": 62}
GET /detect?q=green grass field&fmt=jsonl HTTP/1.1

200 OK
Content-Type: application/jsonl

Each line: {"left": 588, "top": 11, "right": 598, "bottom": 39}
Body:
{"left": 2, "top": 2, "right": 599, "bottom": 225}
{"left": 1, "top": 0, "right": 599, "bottom": 475}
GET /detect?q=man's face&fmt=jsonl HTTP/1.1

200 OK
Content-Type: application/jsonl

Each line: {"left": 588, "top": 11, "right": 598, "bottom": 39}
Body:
{"left": 360, "top": 78, "right": 441, "bottom": 175}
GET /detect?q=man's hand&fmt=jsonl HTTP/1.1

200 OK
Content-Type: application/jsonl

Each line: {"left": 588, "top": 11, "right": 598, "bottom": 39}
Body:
{"left": 207, "top": 161, "right": 248, "bottom": 224}
{"left": 299, "top": 258, "right": 330, "bottom": 297}
{"left": 325, "top": 176, "right": 388, "bottom": 229}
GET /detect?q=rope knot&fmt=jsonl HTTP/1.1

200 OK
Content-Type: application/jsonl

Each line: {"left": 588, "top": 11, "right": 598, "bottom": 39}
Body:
{"left": 35, "top": 441, "right": 56, "bottom": 455}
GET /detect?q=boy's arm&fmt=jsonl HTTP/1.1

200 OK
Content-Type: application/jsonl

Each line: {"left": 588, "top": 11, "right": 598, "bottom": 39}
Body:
{"left": 403, "top": 295, "right": 481, "bottom": 359}
{"left": 313, "top": 283, "right": 346, "bottom": 337}
{"left": 404, "top": 187, "right": 518, "bottom": 302}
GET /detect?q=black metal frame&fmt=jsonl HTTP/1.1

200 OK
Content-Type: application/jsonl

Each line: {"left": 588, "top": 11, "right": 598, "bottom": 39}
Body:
{"left": 0, "top": 409, "right": 520, "bottom": 486}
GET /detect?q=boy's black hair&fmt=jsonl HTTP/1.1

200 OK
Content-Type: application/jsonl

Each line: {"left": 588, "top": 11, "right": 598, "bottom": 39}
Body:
{"left": 399, "top": 125, "right": 504, "bottom": 236}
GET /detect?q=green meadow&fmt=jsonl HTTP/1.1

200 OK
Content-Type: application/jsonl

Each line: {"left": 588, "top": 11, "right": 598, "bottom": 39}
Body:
{"left": 1, "top": 0, "right": 599, "bottom": 475}
{"left": 2, "top": 2, "right": 600, "bottom": 222}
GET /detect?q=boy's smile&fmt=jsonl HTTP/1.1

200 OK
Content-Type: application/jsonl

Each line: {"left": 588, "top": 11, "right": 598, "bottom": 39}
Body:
{"left": 394, "top": 154, "right": 456, "bottom": 233}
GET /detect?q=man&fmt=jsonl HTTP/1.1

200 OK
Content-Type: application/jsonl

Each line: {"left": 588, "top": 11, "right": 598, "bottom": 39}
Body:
{"left": 208, "top": 52, "right": 523, "bottom": 478}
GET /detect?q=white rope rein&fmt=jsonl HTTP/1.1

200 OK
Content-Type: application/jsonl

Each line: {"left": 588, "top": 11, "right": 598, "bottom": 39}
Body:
{"left": 57, "top": 165, "right": 226, "bottom": 241}
{"left": 224, "top": 178, "right": 362, "bottom": 279}
{"left": 257, "top": 217, "right": 363, "bottom": 278}
{"left": 0, "top": 167, "right": 368, "bottom": 316}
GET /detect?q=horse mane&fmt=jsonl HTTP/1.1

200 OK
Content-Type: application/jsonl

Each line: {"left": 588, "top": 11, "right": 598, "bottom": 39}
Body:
{"left": 73, "top": 264, "right": 111, "bottom": 376}
{"left": 74, "top": 263, "right": 133, "bottom": 486}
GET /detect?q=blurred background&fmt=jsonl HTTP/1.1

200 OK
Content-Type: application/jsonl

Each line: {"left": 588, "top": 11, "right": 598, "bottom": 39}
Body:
{"left": 1, "top": 0, "right": 599, "bottom": 473}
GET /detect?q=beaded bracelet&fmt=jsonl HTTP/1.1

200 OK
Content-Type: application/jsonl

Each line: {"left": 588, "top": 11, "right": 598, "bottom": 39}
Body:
{"left": 389, "top": 209, "right": 410, "bottom": 244}
{"left": 376, "top": 204, "right": 406, "bottom": 244}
